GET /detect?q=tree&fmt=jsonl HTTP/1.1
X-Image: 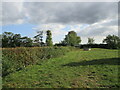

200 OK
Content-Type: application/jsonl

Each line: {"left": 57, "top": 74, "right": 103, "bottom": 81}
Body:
{"left": 88, "top": 37, "right": 95, "bottom": 44}
{"left": 12, "top": 34, "right": 21, "bottom": 47}
{"left": 34, "top": 31, "right": 44, "bottom": 46}
{"left": 103, "top": 35, "right": 120, "bottom": 49}
{"left": 46, "top": 30, "right": 53, "bottom": 46}
{"left": 2, "top": 32, "right": 14, "bottom": 47}
{"left": 21, "top": 37, "right": 33, "bottom": 47}
{"left": 63, "top": 31, "right": 81, "bottom": 46}
{"left": 2, "top": 32, "right": 33, "bottom": 47}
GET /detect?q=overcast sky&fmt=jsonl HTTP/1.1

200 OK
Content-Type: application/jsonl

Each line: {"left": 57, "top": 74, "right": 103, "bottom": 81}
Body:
{"left": 1, "top": 2, "right": 118, "bottom": 44}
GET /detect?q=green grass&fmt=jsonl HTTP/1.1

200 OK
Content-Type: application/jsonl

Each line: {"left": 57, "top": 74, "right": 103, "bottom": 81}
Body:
{"left": 3, "top": 48, "right": 120, "bottom": 88}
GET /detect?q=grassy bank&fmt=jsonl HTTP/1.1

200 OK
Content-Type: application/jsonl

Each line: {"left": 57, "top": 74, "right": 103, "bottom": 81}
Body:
{"left": 2, "top": 48, "right": 120, "bottom": 88}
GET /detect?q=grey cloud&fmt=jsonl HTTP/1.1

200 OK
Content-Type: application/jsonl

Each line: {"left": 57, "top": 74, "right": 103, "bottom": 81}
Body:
{"left": 2, "top": 2, "right": 25, "bottom": 25}
{"left": 2, "top": 2, "right": 118, "bottom": 25}
{"left": 23, "top": 2, "right": 118, "bottom": 24}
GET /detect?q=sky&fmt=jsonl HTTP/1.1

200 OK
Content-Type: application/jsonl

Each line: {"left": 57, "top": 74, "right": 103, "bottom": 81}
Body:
{"left": 1, "top": 1, "right": 118, "bottom": 44}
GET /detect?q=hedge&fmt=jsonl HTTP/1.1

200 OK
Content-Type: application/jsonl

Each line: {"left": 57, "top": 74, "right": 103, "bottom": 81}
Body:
{"left": 2, "top": 46, "right": 71, "bottom": 77}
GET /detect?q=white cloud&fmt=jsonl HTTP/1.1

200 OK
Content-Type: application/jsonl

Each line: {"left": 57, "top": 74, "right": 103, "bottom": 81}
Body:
{"left": 32, "top": 24, "right": 67, "bottom": 43}
{"left": 32, "top": 18, "right": 118, "bottom": 44}
{"left": 77, "top": 19, "right": 118, "bottom": 44}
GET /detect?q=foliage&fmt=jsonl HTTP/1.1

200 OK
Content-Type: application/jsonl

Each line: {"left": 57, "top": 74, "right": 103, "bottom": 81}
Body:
{"left": 103, "top": 35, "right": 120, "bottom": 49}
{"left": 2, "top": 32, "right": 14, "bottom": 47}
{"left": 2, "top": 31, "right": 120, "bottom": 50}
{"left": 2, "top": 47, "right": 70, "bottom": 77}
{"left": 34, "top": 31, "right": 44, "bottom": 46}
{"left": 88, "top": 37, "right": 95, "bottom": 45}
{"left": 80, "top": 44, "right": 108, "bottom": 49}
{"left": 3, "top": 48, "right": 119, "bottom": 88}
{"left": 46, "top": 30, "right": 53, "bottom": 46}
{"left": 20, "top": 37, "right": 33, "bottom": 47}
{"left": 2, "top": 32, "right": 33, "bottom": 47}
{"left": 62, "top": 31, "right": 81, "bottom": 46}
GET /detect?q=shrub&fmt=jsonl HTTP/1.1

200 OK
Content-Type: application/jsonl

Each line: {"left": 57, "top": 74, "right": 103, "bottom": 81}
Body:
{"left": 2, "top": 47, "right": 70, "bottom": 76}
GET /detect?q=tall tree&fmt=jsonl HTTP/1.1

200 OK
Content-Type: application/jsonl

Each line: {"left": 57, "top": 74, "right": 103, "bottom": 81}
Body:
{"left": 34, "top": 31, "right": 43, "bottom": 46}
{"left": 88, "top": 38, "right": 95, "bottom": 44}
{"left": 63, "top": 31, "right": 81, "bottom": 46}
{"left": 103, "top": 35, "right": 120, "bottom": 49}
{"left": 2, "top": 32, "right": 14, "bottom": 47}
{"left": 46, "top": 30, "right": 53, "bottom": 46}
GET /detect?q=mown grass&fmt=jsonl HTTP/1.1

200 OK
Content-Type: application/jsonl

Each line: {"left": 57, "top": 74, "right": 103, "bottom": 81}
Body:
{"left": 3, "top": 48, "right": 120, "bottom": 88}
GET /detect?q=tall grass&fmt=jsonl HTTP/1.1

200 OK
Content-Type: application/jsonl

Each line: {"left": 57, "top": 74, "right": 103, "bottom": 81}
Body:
{"left": 2, "top": 46, "right": 71, "bottom": 76}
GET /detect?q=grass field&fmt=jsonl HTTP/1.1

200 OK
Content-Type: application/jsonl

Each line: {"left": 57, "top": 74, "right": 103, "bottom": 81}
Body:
{"left": 2, "top": 48, "right": 120, "bottom": 88}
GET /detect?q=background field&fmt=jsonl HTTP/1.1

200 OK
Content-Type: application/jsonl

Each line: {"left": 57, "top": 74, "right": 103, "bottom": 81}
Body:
{"left": 2, "top": 48, "right": 120, "bottom": 88}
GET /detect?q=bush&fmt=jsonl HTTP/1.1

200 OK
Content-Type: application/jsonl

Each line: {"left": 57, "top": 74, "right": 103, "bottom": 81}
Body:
{"left": 2, "top": 47, "right": 70, "bottom": 76}
{"left": 80, "top": 44, "right": 108, "bottom": 49}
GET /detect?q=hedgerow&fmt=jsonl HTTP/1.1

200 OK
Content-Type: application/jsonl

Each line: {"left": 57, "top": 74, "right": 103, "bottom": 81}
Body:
{"left": 2, "top": 46, "right": 71, "bottom": 76}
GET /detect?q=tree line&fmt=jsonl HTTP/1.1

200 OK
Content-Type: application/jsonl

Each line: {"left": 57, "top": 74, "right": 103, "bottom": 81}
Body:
{"left": 1, "top": 30, "right": 120, "bottom": 49}
{"left": 1, "top": 30, "right": 53, "bottom": 47}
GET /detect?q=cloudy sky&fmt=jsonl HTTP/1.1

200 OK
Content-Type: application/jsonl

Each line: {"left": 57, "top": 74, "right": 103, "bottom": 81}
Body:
{"left": 1, "top": 1, "right": 118, "bottom": 44}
